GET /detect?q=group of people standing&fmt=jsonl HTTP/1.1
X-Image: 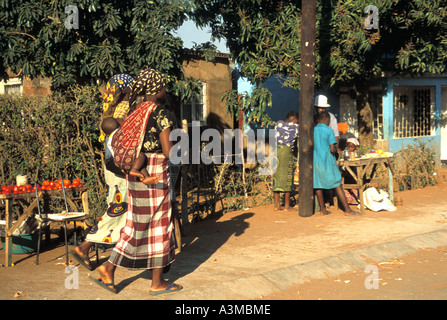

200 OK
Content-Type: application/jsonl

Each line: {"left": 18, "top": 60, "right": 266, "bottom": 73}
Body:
{"left": 273, "top": 94, "right": 360, "bottom": 216}
{"left": 70, "top": 69, "right": 182, "bottom": 295}
{"left": 69, "top": 71, "right": 359, "bottom": 295}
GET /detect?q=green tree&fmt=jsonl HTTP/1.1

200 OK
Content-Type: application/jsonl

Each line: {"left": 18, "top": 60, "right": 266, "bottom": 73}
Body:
{"left": 326, "top": 0, "right": 447, "bottom": 147}
{"left": 191, "top": 0, "right": 301, "bottom": 127}
{"left": 0, "top": 0, "right": 201, "bottom": 101}
{"left": 191, "top": 0, "right": 447, "bottom": 145}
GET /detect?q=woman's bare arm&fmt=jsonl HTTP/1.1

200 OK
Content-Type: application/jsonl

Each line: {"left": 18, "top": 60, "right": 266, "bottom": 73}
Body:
{"left": 330, "top": 144, "right": 336, "bottom": 154}
{"left": 159, "top": 127, "right": 172, "bottom": 159}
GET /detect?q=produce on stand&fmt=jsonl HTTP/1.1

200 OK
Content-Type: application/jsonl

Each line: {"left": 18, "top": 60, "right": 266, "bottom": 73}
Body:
{"left": 1, "top": 178, "right": 82, "bottom": 195}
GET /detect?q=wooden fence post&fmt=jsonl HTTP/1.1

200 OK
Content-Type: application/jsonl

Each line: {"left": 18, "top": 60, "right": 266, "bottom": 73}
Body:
{"left": 181, "top": 119, "right": 189, "bottom": 224}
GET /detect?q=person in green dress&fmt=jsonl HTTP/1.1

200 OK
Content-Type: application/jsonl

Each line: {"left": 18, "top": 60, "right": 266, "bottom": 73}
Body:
{"left": 273, "top": 111, "right": 299, "bottom": 211}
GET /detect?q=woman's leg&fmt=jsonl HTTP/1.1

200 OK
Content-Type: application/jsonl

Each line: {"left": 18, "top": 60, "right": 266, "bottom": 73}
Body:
{"left": 274, "top": 191, "right": 282, "bottom": 210}
{"left": 335, "top": 184, "right": 359, "bottom": 215}
{"left": 74, "top": 241, "right": 93, "bottom": 258}
{"left": 97, "top": 261, "right": 117, "bottom": 291}
{"left": 72, "top": 241, "right": 94, "bottom": 269}
{"left": 150, "top": 267, "right": 182, "bottom": 292}
{"left": 284, "top": 192, "right": 291, "bottom": 211}
{"left": 315, "top": 189, "right": 328, "bottom": 215}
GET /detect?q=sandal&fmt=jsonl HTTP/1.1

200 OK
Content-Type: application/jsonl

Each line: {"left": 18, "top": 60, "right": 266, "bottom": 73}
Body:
{"left": 148, "top": 283, "right": 183, "bottom": 295}
{"left": 89, "top": 275, "right": 117, "bottom": 294}
{"left": 70, "top": 249, "right": 93, "bottom": 271}
{"left": 343, "top": 211, "right": 361, "bottom": 216}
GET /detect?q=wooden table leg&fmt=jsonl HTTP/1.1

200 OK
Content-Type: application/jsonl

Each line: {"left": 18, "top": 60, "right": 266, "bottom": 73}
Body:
{"left": 388, "top": 166, "right": 394, "bottom": 203}
{"left": 359, "top": 185, "right": 365, "bottom": 215}
{"left": 358, "top": 165, "right": 366, "bottom": 215}
{"left": 387, "top": 160, "right": 395, "bottom": 203}
{"left": 7, "top": 195, "right": 41, "bottom": 237}
{"left": 81, "top": 191, "right": 89, "bottom": 216}
{"left": 5, "top": 199, "right": 13, "bottom": 267}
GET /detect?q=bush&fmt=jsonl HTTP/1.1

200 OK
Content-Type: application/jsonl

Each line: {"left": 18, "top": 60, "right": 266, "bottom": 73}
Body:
{"left": 393, "top": 140, "right": 440, "bottom": 191}
{"left": 0, "top": 86, "right": 107, "bottom": 220}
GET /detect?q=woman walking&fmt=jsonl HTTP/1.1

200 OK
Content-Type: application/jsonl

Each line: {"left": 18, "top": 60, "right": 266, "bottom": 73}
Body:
{"left": 71, "top": 74, "right": 133, "bottom": 270}
{"left": 90, "top": 68, "right": 182, "bottom": 295}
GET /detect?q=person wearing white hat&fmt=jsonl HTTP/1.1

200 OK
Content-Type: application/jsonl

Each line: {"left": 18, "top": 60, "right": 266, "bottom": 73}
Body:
{"left": 314, "top": 95, "right": 339, "bottom": 153}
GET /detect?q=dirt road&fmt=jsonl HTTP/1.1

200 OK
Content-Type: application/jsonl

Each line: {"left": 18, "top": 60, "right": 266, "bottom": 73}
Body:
{"left": 1, "top": 175, "right": 447, "bottom": 300}
{"left": 263, "top": 246, "right": 447, "bottom": 300}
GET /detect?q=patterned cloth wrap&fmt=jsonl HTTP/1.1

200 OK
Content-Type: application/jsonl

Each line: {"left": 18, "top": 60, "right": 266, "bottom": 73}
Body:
{"left": 100, "top": 74, "right": 134, "bottom": 142}
{"left": 110, "top": 68, "right": 167, "bottom": 172}
{"left": 86, "top": 168, "right": 128, "bottom": 244}
{"left": 108, "top": 153, "right": 175, "bottom": 269}
{"left": 111, "top": 101, "right": 157, "bottom": 172}
{"left": 275, "top": 120, "right": 299, "bottom": 147}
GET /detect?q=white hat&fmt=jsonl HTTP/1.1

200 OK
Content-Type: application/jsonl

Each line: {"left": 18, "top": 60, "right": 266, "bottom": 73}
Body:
{"left": 347, "top": 138, "right": 360, "bottom": 146}
{"left": 314, "top": 94, "right": 330, "bottom": 108}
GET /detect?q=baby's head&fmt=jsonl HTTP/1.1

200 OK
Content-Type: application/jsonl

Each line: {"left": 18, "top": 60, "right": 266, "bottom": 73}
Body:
{"left": 101, "top": 117, "right": 120, "bottom": 135}
{"left": 317, "top": 111, "right": 330, "bottom": 126}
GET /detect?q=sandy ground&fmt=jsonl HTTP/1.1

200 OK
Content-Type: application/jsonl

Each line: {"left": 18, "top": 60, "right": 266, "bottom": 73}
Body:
{"left": 1, "top": 171, "right": 447, "bottom": 300}
{"left": 262, "top": 245, "right": 447, "bottom": 300}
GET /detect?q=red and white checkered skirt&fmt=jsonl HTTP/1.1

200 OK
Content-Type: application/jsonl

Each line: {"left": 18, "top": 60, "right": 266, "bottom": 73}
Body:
{"left": 108, "top": 153, "right": 175, "bottom": 269}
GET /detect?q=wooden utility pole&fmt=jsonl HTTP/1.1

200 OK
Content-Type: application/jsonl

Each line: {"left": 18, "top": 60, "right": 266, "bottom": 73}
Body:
{"left": 298, "top": 0, "right": 317, "bottom": 217}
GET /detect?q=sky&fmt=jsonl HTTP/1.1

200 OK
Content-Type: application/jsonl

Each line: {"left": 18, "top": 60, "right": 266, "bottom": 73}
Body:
{"left": 175, "top": 20, "right": 229, "bottom": 53}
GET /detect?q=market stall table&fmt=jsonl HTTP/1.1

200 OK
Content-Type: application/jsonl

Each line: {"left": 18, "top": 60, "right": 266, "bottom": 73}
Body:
{"left": 337, "top": 156, "right": 395, "bottom": 215}
{"left": 0, "top": 185, "right": 89, "bottom": 267}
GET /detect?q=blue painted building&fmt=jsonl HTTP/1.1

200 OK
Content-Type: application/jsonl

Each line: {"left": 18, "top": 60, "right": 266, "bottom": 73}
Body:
{"left": 238, "top": 73, "right": 447, "bottom": 162}
{"left": 339, "top": 75, "right": 447, "bottom": 163}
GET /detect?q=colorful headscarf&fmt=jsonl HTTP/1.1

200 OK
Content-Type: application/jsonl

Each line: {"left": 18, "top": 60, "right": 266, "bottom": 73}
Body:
{"left": 102, "top": 74, "right": 134, "bottom": 115}
{"left": 100, "top": 74, "right": 134, "bottom": 142}
{"left": 128, "top": 68, "right": 166, "bottom": 97}
{"left": 338, "top": 122, "right": 349, "bottom": 135}
{"left": 110, "top": 74, "right": 134, "bottom": 90}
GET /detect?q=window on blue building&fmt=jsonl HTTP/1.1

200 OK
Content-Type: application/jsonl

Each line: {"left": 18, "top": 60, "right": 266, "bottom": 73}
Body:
{"left": 369, "top": 88, "right": 383, "bottom": 140}
{"left": 393, "top": 86, "right": 434, "bottom": 138}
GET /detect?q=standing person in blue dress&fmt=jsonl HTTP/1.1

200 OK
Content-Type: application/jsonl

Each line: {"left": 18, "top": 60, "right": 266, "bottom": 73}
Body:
{"left": 314, "top": 94, "right": 340, "bottom": 153}
{"left": 273, "top": 111, "right": 299, "bottom": 211}
{"left": 313, "top": 111, "right": 359, "bottom": 216}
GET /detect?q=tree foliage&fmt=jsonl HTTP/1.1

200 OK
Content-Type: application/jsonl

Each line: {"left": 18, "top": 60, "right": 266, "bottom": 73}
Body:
{"left": 222, "top": 86, "right": 274, "bottom": 126}
{"left": 191, "top": 0, "right": 302, "bottom": 126}
{"left": 191, "top": 0, "right": 447, "bottom": 142}
{"left": 193, "top": 0, "right": 447, "bottom": 89}
{"left": 327, "top": 0, "right": 447, "bottom": 87}
{"left": 0, "top": 0, "right": 202, "bottom": 101}
{"left": 0, "top": 86, "right": 108, "bottom": 218}
{"left": 325, "top": 0, "right": 447, "bottom": 146}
